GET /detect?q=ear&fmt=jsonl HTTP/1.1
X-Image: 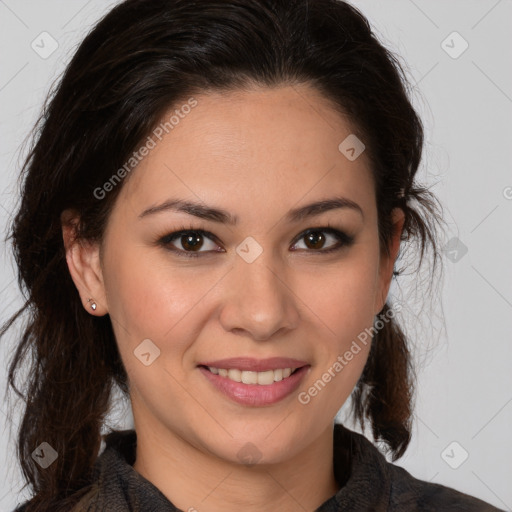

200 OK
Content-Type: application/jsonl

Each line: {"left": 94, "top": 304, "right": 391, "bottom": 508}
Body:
{"left": 61, "top": 209, "right": 108, "bottom": 315}
{"left": 374, "top": 207, "right": 405, "bottom": 315}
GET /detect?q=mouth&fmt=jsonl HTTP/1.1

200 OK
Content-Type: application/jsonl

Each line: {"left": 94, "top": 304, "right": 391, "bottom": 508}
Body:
{"left": 198, "top": 365, "right": 303, "bottom": 385}
{"left": 197, "top": 358, "right": 310, "bottom": 407}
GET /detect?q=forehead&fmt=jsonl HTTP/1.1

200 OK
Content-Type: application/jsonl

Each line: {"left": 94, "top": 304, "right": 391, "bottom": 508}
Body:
{"left": 114, "top": 84, "right": 375, "bottom": 223}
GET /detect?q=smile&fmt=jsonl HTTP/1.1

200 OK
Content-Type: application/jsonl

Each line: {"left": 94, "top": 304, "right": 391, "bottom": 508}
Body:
{"left": 205, "top": 366, "right": 298, "bottom": 385}
{"left": 198, "top": 364, "right": 310, "bottom": 407}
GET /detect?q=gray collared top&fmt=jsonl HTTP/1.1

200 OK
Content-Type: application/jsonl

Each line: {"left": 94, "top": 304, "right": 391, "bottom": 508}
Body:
{"left": 15, "top": 424, "right": 504, "bottom": 511}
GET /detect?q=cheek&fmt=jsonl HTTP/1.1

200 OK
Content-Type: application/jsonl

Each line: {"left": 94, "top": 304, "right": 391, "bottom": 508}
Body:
{"left": 102, "top": 243, "right": 207, "bottom": 359}
{"left": 104, "top": 257, "right": 208, "bottom": 420}
{"left": 293, "top": 249, "right": 379, "bottom": 405}
{"left": 298, "top": 250, "right": 380, "bottom": 341}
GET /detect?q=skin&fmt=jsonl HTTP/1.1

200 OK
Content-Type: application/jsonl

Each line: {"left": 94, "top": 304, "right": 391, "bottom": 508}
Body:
{"left": 62, "top": 83, "right": 404, "bottom": 512}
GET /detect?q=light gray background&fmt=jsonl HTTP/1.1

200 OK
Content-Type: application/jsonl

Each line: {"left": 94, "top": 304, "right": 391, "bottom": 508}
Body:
{"left": 1, "top": 1, "right": 511, "bottom": 510}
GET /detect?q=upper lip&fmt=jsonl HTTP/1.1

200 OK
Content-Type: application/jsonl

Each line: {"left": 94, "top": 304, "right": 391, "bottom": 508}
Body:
{"left": 198, "top": 357, "right": 309, "bottom": 372}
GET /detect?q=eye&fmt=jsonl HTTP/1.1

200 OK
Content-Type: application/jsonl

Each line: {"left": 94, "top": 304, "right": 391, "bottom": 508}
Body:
{"left": 157, "top": 223, "right": 354, "bottom": 258}
{"left": 158, "top": 226, "right": 222, "bottom": 258}
{"left": 291, "top": 227, "right": 354, "bottom": 254}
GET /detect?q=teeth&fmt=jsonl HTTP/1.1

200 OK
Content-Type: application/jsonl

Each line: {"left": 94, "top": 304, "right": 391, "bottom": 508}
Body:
{"left": 241, "top": 371, "right": 258, "bottom": 384}
{"left": 207, "top": 366, "right": 298, "bottom": 385}
{"left": 257, "top": 370, "right": 274, "bottom": 385}
{"left": 227, "top": 368, "right": 241, "bottom": 382}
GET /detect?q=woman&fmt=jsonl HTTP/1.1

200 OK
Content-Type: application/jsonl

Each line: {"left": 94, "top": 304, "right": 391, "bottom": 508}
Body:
{"left": 2, "top": 0, "right": 504, "bottom": 510}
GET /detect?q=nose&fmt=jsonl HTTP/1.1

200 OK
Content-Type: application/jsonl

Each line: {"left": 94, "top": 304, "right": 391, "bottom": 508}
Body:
{"left": 218, "top": 251, "right": 300, "bottom": 342}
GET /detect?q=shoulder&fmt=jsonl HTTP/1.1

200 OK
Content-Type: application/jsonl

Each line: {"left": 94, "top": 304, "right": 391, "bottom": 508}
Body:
{"left": 12, "top": 483, "right": 101, "bottom": 512}
{"left": 66, "top": 483, "right": 101, "bottom": 512}
{"left": 334, "top": 424, "right": 504, "bottom": 512}
{"left": 386, "top": 461, "right": 504, "bottom": 511}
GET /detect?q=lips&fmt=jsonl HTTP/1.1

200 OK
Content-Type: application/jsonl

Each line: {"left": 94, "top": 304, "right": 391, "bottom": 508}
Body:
{"left": 199, "top": 365, "right": 309, "bottom": 406}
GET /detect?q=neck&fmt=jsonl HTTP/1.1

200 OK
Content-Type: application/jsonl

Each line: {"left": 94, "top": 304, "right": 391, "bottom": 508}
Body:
{"left": 132, "top": 420, "right": 341, "bottom": 512}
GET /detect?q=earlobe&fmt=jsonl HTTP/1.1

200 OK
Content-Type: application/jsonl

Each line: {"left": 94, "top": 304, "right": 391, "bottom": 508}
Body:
{"left": 375, "top": 207, "right": 405, "bottom": 314}
{"left": 61, "top": 210, "right": 108, "bottom": 315}
{"left": 87, "top": 298, "right": 98, "bottom": 311}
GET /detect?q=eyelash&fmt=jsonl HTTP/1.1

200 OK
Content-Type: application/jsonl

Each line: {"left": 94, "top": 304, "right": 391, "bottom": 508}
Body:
{"left": 157, "top": 222, "right": 355, "bottom": 259}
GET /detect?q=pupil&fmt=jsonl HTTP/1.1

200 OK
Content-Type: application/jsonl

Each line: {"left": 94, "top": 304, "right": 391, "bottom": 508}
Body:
{"left": 306, "top": 231, "right": 325, "bottom": 250}
{"left": 182, "top": 232, "right": 203, "bottom": 251}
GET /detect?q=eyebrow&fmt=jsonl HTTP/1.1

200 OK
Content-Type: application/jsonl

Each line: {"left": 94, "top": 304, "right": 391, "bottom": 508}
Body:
{"left": 138, "top": 196, "right": 364, "bottom": 224}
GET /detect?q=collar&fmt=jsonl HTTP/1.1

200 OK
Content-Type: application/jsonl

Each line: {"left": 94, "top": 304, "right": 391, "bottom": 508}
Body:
{"left": 87, "top": 423, "right": 391, "bottom": 511}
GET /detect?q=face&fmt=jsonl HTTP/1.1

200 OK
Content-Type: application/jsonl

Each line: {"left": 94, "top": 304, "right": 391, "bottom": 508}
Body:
{"left": 65, "top": 84, "right": 402, "bottom": 465}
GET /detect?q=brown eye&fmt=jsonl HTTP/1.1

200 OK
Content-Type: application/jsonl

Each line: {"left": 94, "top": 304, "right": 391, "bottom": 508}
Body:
{"left": 159, "top": 229, "right": 221, "bottom": 258}
{"left": 159, "top": 226, "right": 354, "bottom": 259}
{"left": 179, "top": 232, "right": 204, "bottom": 252}
{"left": 292, "top": 227, "right": 354, "bottom": 254}
{"left": 304, "top": 231, "right": 326, "bottom": 250}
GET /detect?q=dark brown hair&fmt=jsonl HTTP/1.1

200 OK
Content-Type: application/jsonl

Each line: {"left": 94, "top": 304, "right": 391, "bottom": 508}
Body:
{"left": 1, "top": 0, "right": 443, "bottom": 510}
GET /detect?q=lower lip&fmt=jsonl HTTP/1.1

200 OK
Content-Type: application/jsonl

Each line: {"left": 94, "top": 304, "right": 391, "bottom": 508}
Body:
{"left": 199, "top": 366, "right": 310, "bottom": 406}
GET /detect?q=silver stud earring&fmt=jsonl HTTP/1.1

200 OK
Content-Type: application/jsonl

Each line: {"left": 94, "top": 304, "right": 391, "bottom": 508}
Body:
{"left": 87, "top": 298, "right": 97, "bottom": 311}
